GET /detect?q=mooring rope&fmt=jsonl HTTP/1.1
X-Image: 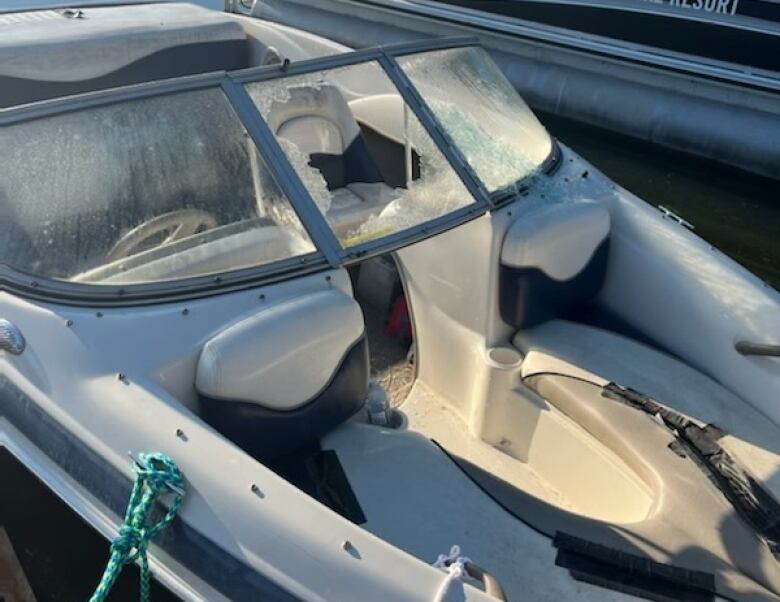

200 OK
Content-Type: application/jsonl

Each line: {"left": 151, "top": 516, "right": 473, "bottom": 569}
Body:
{"left": 89, "top": 452, "right": 185, "bottom": 602}
{"left": 432, "top": 545, "right": 471, "bottom": 602}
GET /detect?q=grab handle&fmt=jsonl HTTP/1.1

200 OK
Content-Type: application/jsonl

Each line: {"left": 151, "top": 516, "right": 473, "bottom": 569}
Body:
{"left": 465, "top": 562, "right": 508, "bottom": 601}
{"left": 735, "top": 341, "right": 780, "bottom": 357}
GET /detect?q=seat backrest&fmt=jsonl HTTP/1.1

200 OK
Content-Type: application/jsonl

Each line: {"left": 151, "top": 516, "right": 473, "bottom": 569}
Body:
{"left": 499, "top": 201, "right": 611, "bottom": 328}
{"left": 0, "top": 4, "right": 249, "bottom": 108}
{"left": 195, "top": 286, "right": 369, "bottom": 460}
{"left": 265, "top": 84, "right": 383, "bottom": 190}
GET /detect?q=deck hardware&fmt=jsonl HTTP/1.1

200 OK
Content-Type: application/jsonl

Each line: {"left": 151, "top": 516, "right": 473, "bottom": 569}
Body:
{"left": 60, "top": 8, "right": 84, "bottom": 18}
{"left": 117, "top": 373, "right": 128, "bottom": 384}
{"left": 735, "top": 341, "right": 780, "bottom": 357}
{"left": 175, "top": 428, "right": 188, "bottom": 441}
{"left": 341, "top": 540, "right": 354, "bottom": 552}
{"left": 250, "top": 483, "right": 264, "bottom": 498}
{"left": 214, "top": 276, "right": 222, "bottom": 284}
{"left": 581, "top": 170, "right": 589, "bottom": 179}
{"left": 65, "top": 319, "right": 74, "bottom": 327}
{"left": 96, "top": 311, "right": 103, "bottom": 318}
{"left": 125, "top": 452, "right": 186, "bottom": 496}
{"left": 181, "top": 308, "right": 189, "bottom": 316}
{"left": 0, "top": 319, "right": 26, "bottom": 355}
{"left": 658, "top": 206, "right": 694, "bottom": 230}
{"left": 259, "top": 293, "right": 266, "bottom": 301}
{"left": 281, "top": 58, "right": 291, "bottom": 72}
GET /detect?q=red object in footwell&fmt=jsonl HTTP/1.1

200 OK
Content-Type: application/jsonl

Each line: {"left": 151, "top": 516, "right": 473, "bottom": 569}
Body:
{"left": 385, "top": 295, "right": 412, "bottom": 340}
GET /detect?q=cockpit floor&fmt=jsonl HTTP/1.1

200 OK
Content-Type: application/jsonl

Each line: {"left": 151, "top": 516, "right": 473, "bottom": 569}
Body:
{"left": 321, "top": 406, "right": 633, "bottom": 602}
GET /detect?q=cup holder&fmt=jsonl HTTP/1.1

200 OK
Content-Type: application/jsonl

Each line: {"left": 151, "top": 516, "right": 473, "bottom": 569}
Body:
{"left": 487, "top": 346, "right": 522, "bottom": 368}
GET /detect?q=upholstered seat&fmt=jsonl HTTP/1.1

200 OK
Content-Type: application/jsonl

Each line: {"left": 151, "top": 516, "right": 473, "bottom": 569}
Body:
{"left": 195, "top": 285, "right": 370, "bottom": 460}
{"left": 502, "top": 201, "right": 780, "bottom": 501}
{"left": 514, "top": 318, "right": 780, "bottom": 503}
{"left": 265, "top": 84, "right": 397, "bottom": 233}
{"left": 0, "top": 4, "right": 249, "bottom": 108}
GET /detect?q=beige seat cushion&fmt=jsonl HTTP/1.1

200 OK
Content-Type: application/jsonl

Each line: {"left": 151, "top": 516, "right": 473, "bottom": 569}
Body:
{"left": 514, "top": 320, "right": 780, "bottom": 500}
{"left": 326, "top": 183, "right": 397, "bottom": 238}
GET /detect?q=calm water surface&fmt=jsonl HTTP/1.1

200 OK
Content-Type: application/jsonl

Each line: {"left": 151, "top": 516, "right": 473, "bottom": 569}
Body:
{"left": 541, "top": 112, "right": 780, "bottom": 289}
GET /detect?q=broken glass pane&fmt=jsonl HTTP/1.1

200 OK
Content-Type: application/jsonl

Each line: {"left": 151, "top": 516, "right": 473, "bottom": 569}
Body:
{"left": 398, "top": 46, "right": 553, "bottom": 193}
{"left": 245, "top": 60, "right": 475, "bottom": 248}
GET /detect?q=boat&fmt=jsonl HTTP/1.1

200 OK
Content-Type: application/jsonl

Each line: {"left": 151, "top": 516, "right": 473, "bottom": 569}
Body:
{"left": 251, "top": 0, "right": 780, "bottom": 181}
{"left": 1, "top": 3, "right": 779, "bottom": 601}
{"left": 428, "top": 0, "right": 780, "bottom": 72}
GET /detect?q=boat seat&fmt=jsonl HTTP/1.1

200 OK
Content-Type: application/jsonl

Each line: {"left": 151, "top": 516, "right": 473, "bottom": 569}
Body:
{"left": 498, "top": 370, "right": 780, "bottom": 601}
{"left": 328, "top": 183, "right": 399, "bottom": 237}
{"left": 499, "top": 201, "right": 610, "bottom": 329}
{"left": 502, "top": 200, "right": 780, "bottom": 599}
{"left": 265, "top": 84, "right": 396, "bottom": 233}
{"left": 196, "top": 285, "right": 370, "bottom": 460}
{"left": 0, "top": 4, "right": 250, "bottom": 108}
{"left": 517, "top": 320, "right": 750, "bottom": 431}
{"left": 514, "top": 319, "right": 780, "bottom": 504}
{"left": 502, "top": 199, "right": 780, "bottom": 498}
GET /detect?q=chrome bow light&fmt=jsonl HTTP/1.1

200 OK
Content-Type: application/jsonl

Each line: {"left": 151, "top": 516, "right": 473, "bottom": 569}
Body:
{"left": 0, "top": 319, "right": 26, "bottom": 355}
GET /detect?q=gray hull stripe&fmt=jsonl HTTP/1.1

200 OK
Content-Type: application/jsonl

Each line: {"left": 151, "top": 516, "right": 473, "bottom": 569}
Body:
{"left": 0, "top": 376, "right": 302, "bottom": 602}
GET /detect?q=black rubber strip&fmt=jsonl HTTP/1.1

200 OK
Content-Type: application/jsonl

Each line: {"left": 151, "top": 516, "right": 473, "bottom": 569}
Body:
{"left": 554, "top": 532, "right": 716, "bottom": 602}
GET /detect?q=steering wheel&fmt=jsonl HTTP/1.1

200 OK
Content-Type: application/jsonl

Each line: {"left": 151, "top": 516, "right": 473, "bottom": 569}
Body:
{"left": 107, "top": 209, "right": 217, "bottom": 263}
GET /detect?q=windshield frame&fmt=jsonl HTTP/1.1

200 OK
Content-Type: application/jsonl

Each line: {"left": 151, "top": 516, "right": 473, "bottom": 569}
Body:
{"left": 0, "top": 36, "right": 555, "bottom": 305}
{"left": 230, "top": 39, "right": 496, "bottom": 262}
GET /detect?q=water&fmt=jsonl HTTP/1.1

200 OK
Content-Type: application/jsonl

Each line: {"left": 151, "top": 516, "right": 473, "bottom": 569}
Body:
{"left": 0, "top": 449, "right": 180, "bottom": 601}
{"left": 541, "top": 112, "right": 780, "bottom": 289}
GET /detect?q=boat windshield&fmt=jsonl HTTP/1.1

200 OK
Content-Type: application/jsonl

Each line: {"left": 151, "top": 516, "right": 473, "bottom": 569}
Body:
{"left": 244, "top": 60, "right": 475, "bottom": 249}
{"left": 0, "top": 88, "right": 316, "bottom": 285}
{"left": 398, "top": 46, "right": 553, "bottom": 194}
{"left": 0, "top": 42, "right": 552, "bottom": 293}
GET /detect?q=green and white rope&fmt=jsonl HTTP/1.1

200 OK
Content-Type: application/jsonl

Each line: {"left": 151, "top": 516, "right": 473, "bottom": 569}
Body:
{"left": 89, "top": 452, "right": 185, "bottom": 602}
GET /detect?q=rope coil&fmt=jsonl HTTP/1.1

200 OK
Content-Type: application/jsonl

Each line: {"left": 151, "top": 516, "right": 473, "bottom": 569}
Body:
{"left": 432, "top": 545, "right": 472, "bottom": 602}
{"left": 89, "top": 452, "right": 185, "bottom": 602}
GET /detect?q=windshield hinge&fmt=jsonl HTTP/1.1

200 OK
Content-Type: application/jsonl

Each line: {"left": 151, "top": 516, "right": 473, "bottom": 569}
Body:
{"left": 658, "top": 206, "right": 694, "bottom": 230}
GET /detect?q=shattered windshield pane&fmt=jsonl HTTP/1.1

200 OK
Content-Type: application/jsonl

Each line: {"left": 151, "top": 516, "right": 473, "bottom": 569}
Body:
{"left": 398, "top": 46, "right": 553, "bottom": 193}
{"left": 245, "top": 60, "right": 475, "bottom": 248}
{"left": 0, "top": 88, "right": 315, "bottom": 285}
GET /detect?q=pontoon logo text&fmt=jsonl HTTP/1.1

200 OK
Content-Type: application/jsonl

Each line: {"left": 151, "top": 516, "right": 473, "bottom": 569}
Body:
{"left": 641, "top": 0, "right": 739, "bottom": 15}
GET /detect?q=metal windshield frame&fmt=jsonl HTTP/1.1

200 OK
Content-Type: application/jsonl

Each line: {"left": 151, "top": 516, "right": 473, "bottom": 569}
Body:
{"left": 0, "top": 36, "right": 512, "bottom": 305}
